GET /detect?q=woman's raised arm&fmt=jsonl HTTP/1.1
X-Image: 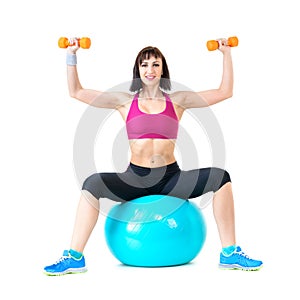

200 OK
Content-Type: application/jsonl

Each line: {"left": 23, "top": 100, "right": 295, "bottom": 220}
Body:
{"left": 66, "top": 38, "right": 130, "bottom": 109}
{"left": 175, "top": 39, "right": 234, "bottom": 109}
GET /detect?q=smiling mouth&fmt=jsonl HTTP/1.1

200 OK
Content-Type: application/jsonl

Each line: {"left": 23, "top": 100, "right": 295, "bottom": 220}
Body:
{"left": 145, "top": 75, "right": 156, "bottom": 80}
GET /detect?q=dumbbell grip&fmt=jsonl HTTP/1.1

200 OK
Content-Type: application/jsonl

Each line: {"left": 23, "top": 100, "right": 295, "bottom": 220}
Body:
{"left": 206, "top": 36, "right": 238, "bottom": 51}
{"left": 58, "top": 37, "right": 91, "bottom": 49}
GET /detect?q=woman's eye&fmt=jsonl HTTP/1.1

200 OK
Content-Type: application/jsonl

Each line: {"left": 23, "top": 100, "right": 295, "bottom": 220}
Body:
{"left": 153, "top": 64, "right": 160, "bottom": 67}
{"left": 141, "top": 64, "right": 147, "bottom": 67}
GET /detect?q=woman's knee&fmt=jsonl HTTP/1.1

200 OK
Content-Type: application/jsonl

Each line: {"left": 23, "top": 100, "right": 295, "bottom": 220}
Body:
{"left": 211, "top": 167, "right": 231, "bottom": 192}
{"left": 82, "top": 173, "right": 103, "bottom": 200}
{"left": 220, "top": 169, "right": 231, "bottom": 187}
{"left": 82, "top": 172, "right": 128, "bottom": 202}
{"left": 81, "top": 190, "right": 100, "bottom": 209}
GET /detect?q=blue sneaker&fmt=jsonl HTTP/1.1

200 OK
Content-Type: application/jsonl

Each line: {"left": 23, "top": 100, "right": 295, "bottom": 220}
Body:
{"left": 219, "top": 246, "right": 263, "bottom": 271}
{"left": 44, "top": 250, "right": 87, "bottom": 276}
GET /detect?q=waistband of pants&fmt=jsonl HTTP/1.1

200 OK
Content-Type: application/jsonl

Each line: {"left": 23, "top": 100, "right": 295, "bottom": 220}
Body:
{"left": 128, "top": 161, "right": 180, "bottom": 176}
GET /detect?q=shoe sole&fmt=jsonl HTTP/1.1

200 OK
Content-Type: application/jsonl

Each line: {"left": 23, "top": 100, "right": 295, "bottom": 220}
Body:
{"left": 219, "top": 263, "right": 263, "bottom": 271}
{"left": 44, "top": 267, "right": 88, "bottom": 276}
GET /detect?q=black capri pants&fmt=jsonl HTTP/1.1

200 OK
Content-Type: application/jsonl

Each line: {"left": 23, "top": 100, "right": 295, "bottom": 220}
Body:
{"left": 82, "top": 162, "right": 231, "bottom": 202}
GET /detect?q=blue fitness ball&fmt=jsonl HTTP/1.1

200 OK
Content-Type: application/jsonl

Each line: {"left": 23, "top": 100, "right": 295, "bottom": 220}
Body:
{"left": 104, "top": 195, "right": 207, "bottom": 267}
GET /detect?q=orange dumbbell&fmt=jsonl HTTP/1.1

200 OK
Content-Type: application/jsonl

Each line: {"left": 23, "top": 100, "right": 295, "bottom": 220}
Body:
{"left": 58, "top": 37, "right": 91, "bottom": 49}
{"left": 206, "top": 36, "right": 238, "bottom": 51}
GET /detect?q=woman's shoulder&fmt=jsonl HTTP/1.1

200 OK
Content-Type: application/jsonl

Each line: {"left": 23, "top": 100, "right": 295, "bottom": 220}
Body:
{"left": 107, "top": 91, "right": 135, "bottom": 106}
{"left": 168, "top": 90, "right": 188, "bottom": 106}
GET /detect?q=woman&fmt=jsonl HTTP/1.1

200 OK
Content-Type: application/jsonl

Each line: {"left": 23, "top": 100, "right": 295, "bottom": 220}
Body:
{"left": 44, "top": 39, "right": 262, "bottom": 275}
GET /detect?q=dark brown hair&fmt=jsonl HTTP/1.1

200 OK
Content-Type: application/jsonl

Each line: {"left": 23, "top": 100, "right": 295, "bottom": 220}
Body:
{"left": 129, "top": 46, "right": 171, "bottom": 92}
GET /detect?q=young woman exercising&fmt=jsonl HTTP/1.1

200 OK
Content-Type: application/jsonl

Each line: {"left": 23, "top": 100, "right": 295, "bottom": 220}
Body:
{"left": 44, "top": 38, "right": 263, "bottom": 275}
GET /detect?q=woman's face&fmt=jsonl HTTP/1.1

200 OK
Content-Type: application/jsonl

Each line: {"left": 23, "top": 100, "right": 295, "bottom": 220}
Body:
{"left": 139, "top": 56, "right": 163, "bottom": 88}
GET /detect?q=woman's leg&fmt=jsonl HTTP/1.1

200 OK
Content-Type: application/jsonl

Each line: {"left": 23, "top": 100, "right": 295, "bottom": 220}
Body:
{"left": 212, "top": 182, "right": 236, "bottom": 248}
{"left": 181, "top": 168, "right": 262, "bottom": 270}
{"left": 43, "top": 190, "right": 99, "bottom": 275}
{"left": 70, "top": 191, "right": 100, "bottom": 253}
{"left": 214, "top": 182, "right": 263, "bottom": 270}
{"left": 69, "top": 169, "right": 150, "bottom": 252}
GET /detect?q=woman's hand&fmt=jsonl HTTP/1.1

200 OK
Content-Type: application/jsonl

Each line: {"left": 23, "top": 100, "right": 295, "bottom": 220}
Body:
{"left": 217, "top": 38, "right": 232, "bottom": 54}
{"left": 67, "top": 37, "right": 80, "bottom": 54}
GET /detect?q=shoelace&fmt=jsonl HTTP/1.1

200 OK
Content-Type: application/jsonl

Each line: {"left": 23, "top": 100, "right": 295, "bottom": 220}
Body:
{"left": 236, "top": 249, "right": 253, "bottom": 261}
{"left": 54, "top": 254, "right": 70, "bottom": 265}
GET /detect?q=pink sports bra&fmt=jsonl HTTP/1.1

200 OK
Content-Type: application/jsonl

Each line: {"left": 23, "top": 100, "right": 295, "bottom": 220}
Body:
{"left": 126, "top": 93, "right": 179, "bottom": 139}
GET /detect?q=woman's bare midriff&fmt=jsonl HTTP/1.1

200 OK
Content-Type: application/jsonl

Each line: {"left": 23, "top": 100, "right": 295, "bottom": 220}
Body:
{"left": 129, "top": 139, "right": 176, "bottom": 168}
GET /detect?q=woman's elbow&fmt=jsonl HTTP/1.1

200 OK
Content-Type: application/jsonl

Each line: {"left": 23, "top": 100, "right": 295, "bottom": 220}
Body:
{"left": 221, "top": 89, "right": 233, "bottom": 100}
{"left": 225, "top": 91, "right": 233, "bottom": 99}
{"left": 69, "top": 91, "right": 75, "bottom": 98}
{"left": 68, "top": 88, "right": 82, "bottom": 99}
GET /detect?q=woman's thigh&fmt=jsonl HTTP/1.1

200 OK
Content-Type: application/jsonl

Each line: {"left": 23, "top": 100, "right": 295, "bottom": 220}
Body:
{"left": 82, "top": 171, "right": 149, "bottom": 202}
{"left": 161, "top": 167, "right": 231, "bottom": 199}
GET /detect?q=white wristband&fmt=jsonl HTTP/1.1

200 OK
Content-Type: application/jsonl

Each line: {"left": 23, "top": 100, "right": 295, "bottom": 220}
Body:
{"left": 66, "top": 53, "right": 77, "bottom": 66}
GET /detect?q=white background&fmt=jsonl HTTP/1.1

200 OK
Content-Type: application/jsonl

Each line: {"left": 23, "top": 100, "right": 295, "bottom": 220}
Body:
{"left": 1, "top": 0, "right": 299, "bottom": 299}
